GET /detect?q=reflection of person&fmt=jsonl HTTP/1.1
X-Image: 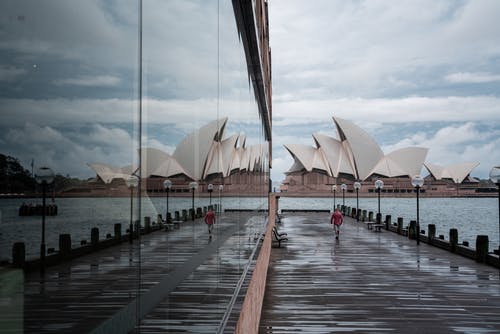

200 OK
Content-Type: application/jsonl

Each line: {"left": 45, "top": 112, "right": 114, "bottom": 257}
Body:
{"left": 204, "top": 208, "right": 215, "bottom": 235}
{"left": 330, "top": 208, "right": 343, "bottom": 240}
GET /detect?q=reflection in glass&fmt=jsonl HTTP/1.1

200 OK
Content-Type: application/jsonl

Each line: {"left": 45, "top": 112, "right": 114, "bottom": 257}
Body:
{"left": 0, "top": 0, "right": 270, "bottom": 332}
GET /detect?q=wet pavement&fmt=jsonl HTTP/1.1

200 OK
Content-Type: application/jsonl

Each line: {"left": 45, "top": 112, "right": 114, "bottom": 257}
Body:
{"left": 1, "top": 212, "right": 266, "bottom": 334}
{"left": 260, "top": 213, "right": 500, "bottom": 334}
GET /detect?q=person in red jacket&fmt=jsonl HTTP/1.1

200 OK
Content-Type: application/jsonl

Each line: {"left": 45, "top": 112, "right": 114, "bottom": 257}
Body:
{"left": 204, "top": 208, "right": 215, "bottom": 236}
{"left": 330, "top": 208, "right": 343, "bottom": 240}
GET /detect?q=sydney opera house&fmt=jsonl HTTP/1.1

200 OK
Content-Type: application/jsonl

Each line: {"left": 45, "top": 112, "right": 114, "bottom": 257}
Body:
{"left": 281, "top": 116, "right": 482, "bottom": 196}
{"left": 88, "top": 117, "right": 269, "bottom": 196}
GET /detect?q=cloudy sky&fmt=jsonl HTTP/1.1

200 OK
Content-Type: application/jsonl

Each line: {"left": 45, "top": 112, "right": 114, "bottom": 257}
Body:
{"left": 268, "top": 0, "right": 500, "bottom": 183}
{"left": 0, "top": 1, "right": 264, "bottom": 179}
{"left": 1, "top": 1, "right": 499, "bottom": 184}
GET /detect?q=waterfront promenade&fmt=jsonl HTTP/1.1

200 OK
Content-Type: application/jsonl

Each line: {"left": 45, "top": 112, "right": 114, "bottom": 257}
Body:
{"left": 1, "top": 212, "right": 265, "bottom": 333}
{"left": 2, "top": 210, "right": 500, "bottom": 333}
{"left": 260, "top": 213, "right": 500, "bottom": 333}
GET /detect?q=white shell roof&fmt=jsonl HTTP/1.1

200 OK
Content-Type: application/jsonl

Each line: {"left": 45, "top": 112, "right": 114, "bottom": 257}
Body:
{"left": 333, "top": 117, "right": 384, "bottom": 180}
{"left": 87, "top": 163, "right": 131, "bottom": 184}
{"left": 142, "top": 147, "right": 191, "bottom": 178}
{"left": 424, "top": 162, "right": 479, "bottom": 183}
{"left": 89, "top": 118, "right": 268, "bottom": 183}
{"left": 283, "top": 144, "right": 317, "bottom": 172}
{"left": 370, "top": 147, "right": 429, "bottom": 178}
{"left": 173, "top": 117, "right": 228, "bottom": 180}
{"left": 313, "top": 133, "right": 355, "bottom": 177}
{"left": 284, "top": 116, "right": 432, "bottom": 181}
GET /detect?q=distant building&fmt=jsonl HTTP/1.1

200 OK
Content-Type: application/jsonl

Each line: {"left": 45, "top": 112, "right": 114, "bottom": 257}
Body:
{"left": 281, "top": 116, "right": 483, "bottom": 196}
{"left": 88, "top": 118, "right": 269, "bottom": 196}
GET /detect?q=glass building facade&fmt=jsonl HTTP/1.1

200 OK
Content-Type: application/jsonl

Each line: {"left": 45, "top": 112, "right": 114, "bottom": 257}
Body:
{"left": 0, "top": 1, "right": 271, "bottom": 332}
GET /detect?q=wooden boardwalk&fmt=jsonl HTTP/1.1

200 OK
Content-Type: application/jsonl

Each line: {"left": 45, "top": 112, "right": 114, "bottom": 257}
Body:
{"left": 260, "top": 213, "right": 500, "bottom": 333}
{"left": 2, "top": 212, "right": 266, "bottom": 334}
{"left": 3, "top": 211, "right": 500, "bottom": 333}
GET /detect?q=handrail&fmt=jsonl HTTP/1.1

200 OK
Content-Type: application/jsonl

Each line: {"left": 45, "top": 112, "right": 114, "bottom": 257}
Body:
{"left": 216, "top": 219, "right": 265, "bottom": 334}
{"left": 234, "top": 193, "right": 276, "bottom": 334}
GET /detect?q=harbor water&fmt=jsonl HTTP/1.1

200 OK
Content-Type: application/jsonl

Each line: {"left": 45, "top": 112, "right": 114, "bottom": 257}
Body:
{"left": 0, "top": 196, "right": 498, "bottom": 262}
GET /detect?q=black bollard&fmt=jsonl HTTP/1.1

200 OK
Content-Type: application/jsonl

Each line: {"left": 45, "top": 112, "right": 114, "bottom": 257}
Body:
{"left": 409, "top": 220, "right": 416, "bottom": 239}
{"left": 449, "top": 229, "right": 458, "bottom": 252}
{"left": 475, "top": 235, "right": 489, "bottom": 263}
{"left": 114, "top": 223, "right": 122, "bottom": 240}
{"left": 144, "top": 216, "right": 151, "bottom": 233}
{"left": 368, "top": 211, "right": 373, "bottom": 222}
{"left": 397, "top": 217, "right": 404, "bottom": 235}
{"left": 428, "top": 224, "right": 436, "bottom": 241}
{"left": 91, "top": 227, "right": 99, "bottom": 247}
{"left": 376, "top": 213, "right": 382, "bottom": 224}
{"left": 385, "top": 215, "right": 391, "bottom": 230}
{"left": 362, "top": 210, "right": 367, "bottom": 222}
{"left": 12, "top": 242, "right": 25, "bottom": 267}
{"left": 175, "top": 211, "right": 180, "bottom": 221}
{"left": 59, "top": 234, "right": 72, "bottom": 258}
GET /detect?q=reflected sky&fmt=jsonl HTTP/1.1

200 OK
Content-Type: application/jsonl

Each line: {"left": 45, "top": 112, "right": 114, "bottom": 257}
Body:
{"left": 0, "top": 0, "right": 265, "bottom": 178}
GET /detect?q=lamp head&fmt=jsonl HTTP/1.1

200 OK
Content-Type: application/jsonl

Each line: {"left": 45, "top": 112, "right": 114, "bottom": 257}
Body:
{"left": 340, "top": 183, "right": 347, "bottom": 191}
{"left": 207, "top": 183, "right": 214, "bottom": 192}
{"left": 189, "top": 181, "right": 199, "bottom": 190}
{"left": 489, "top": 166, "right": 500, "bottom": 184}
{"left": 353, "top": 181, "right": 361, "bottom": 190}
{"left": 126, "top": 175, "right": 139, "bottom": 188}
{"left": 332, "top": 185, "right": 337, "bottom": 192}
{"left": 218, "top": 184, "right": 224, "bottom": 191}
{"left": 411, "top": 175, "right": 424, "bottom": 188}
{"left": 374, "top": 179, "right": 384, "bottom": 189}
{"left": 163, "top": 179, "right": 172, "bottom": 190}
{"left": 35, "top": 166, "right": 55, "bottom": 185}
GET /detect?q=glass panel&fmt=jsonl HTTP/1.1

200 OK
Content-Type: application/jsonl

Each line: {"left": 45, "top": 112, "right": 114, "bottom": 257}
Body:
{"left": 0, "top": 0, "right": 142, "bottom": 331}
{"left": 0, "top": 0, "right": 270, "bottom": 332}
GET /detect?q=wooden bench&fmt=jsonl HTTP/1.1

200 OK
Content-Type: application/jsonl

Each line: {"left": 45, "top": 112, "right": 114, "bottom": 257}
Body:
{"left": 365, "top": 221, "right": 384, "bottom": 232}
{"left": 272, "top": 226, "right": 288, "bottom": 247}
{"left": 171, "top": 220, "right": 183, "bottom": 229}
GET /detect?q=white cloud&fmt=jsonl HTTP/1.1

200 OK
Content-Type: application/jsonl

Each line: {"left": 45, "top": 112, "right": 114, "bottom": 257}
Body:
{"left": 382, "top": 122, "right": 500, "bottom": 178}
{"left": 445, "top": 72, "right": 500, "bottom": 84}
{"left": 1, "top": 123, "right": 135, "bottom": 179}
{"left": 54, "top": 75, "right": 121, "bottom": 87}
{"left": 269, "top": 1, "right": 500, "bottom": 98}
{"left": 273, "top": 96, "right": 500, "bottom": 127}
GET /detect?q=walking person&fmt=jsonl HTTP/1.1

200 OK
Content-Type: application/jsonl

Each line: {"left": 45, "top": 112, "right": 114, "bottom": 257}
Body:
{"left": 330, "top": 208, "right": 343, "bottom": 240}
{"left": 204, "top": 208, "right": 215, "bottom": 236}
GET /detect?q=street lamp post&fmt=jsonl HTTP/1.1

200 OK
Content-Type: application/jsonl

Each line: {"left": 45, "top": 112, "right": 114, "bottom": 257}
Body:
{"left": 354, "top": 181, "right": 361, "bottom": 221}
{"left": 126, "top": 175, "right": 139, "bottom": 244}
{"left": 35, "top": 166, "right": 55, "bottom": 275}
{"left": 375, "top": 179, "right": 384, "bottom": 215}
{"left": 189, "top": 181, "right": 198, "bottom": 221}
{"left": 489, "top": 166, "right": 500, "bottom": 254}
{"left": 331, "top": 185, "right": 337, "bottom": 211}
{"left": 218, "top": 184, "right": 223, "bottom": 213}
{"left": 208, "top": 183, "right": 214, "bottom": 207}
{"left": 163, "top": 179, "right": 172, "bottom": 223}
{"left": 340, "top": 183, "right": 347, "bottom": 207}
{"left": 411, "top": 175, "right": 424, "bottom": 245}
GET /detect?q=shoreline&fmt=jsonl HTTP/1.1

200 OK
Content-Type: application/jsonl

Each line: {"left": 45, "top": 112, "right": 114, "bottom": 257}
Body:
{"left": 0, "top": 192, "right": 497, "bottom": 199}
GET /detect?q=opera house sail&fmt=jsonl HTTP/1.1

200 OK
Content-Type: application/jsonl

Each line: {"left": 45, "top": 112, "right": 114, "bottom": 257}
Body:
{"left": 282, "top": 116, "right": 480, "bottom": 196}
